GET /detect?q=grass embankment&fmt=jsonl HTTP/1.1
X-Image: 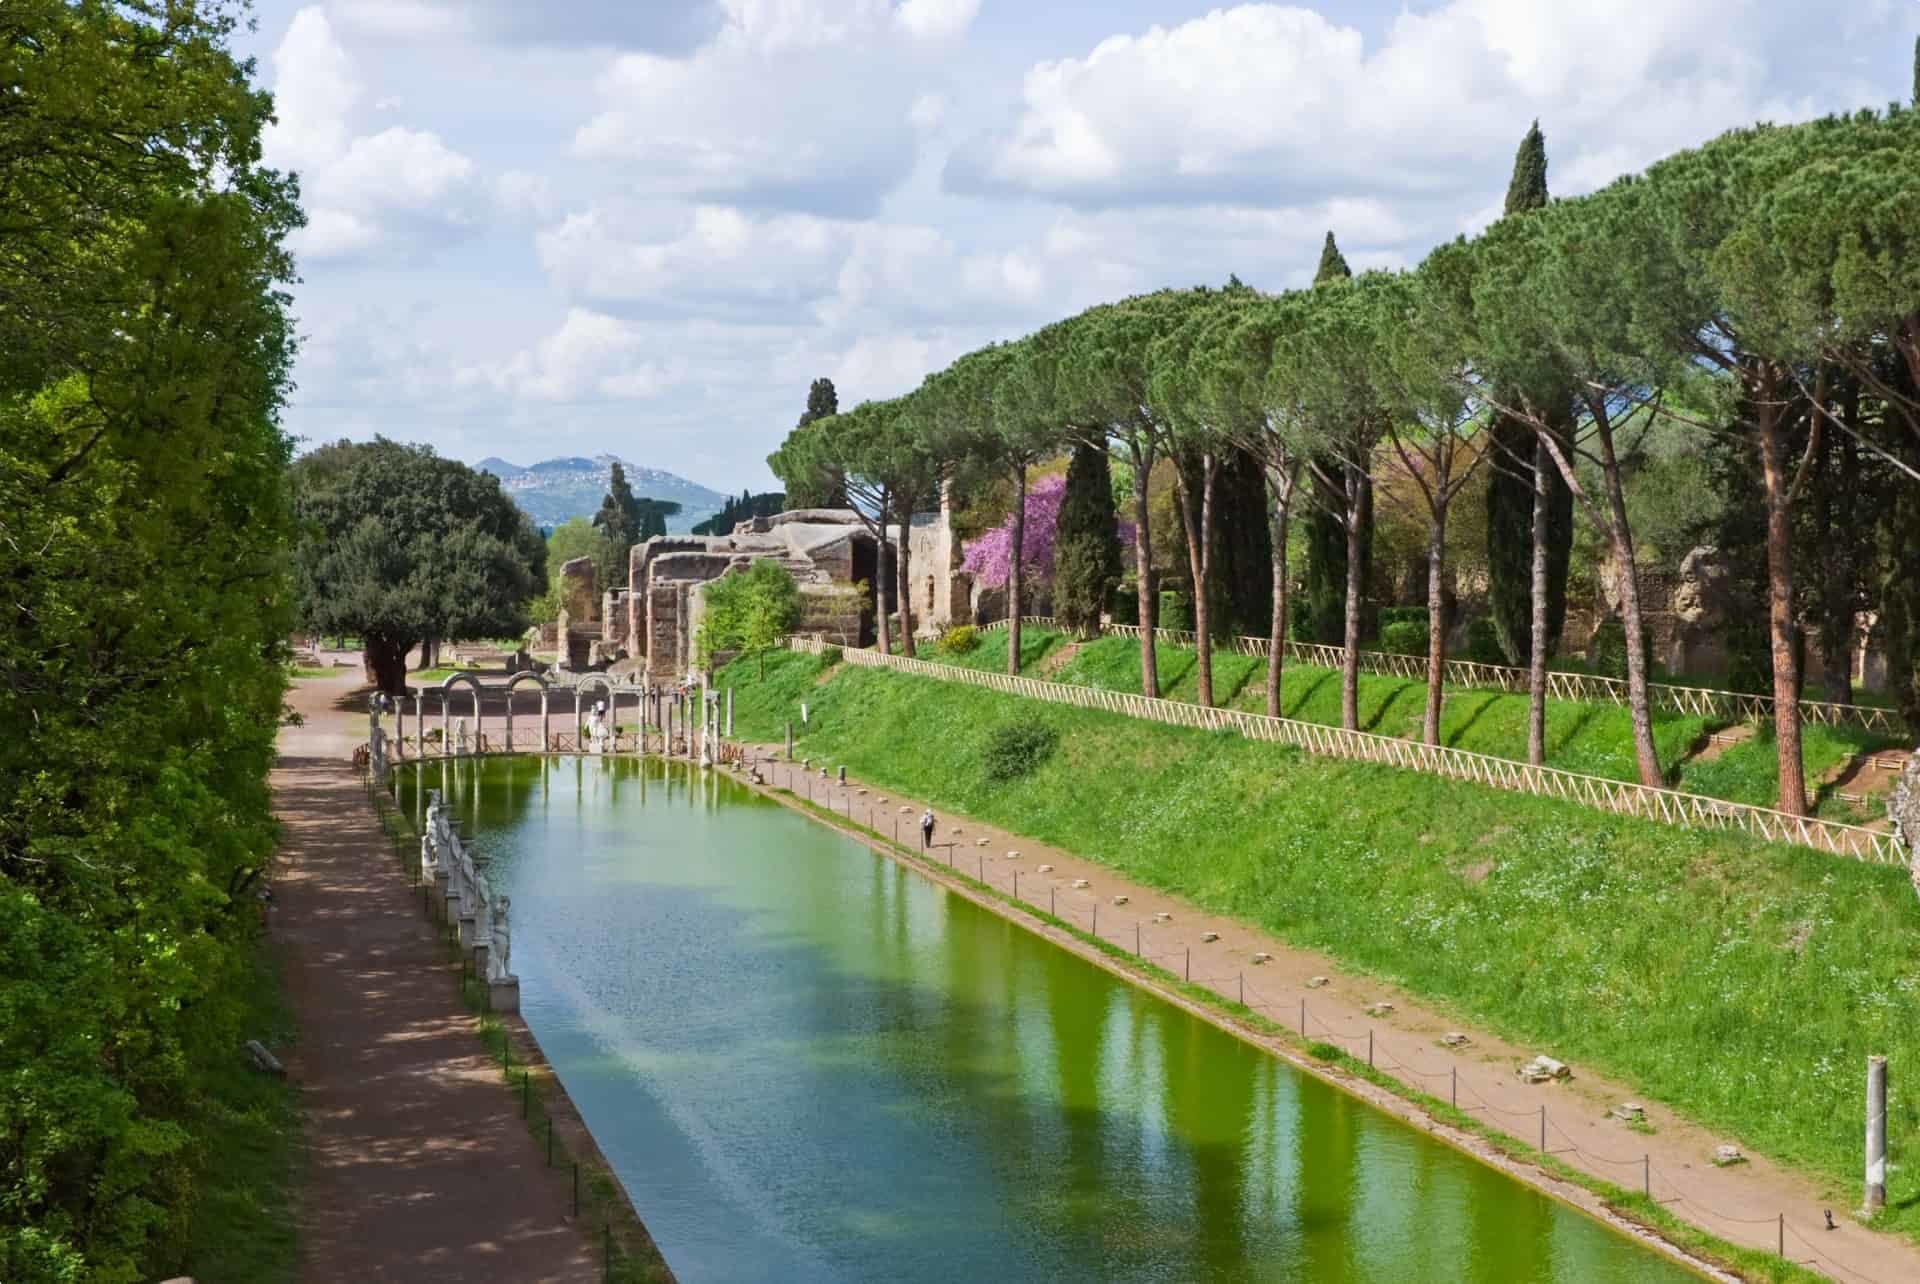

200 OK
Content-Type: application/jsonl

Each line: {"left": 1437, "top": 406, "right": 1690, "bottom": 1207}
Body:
{"left": 184, "top": 942, "right": 300, "bottom": 1283}
{"left": 719, "top": 649, "right": 1920, "bottom": 1243}
{"left": 983, "top": 629, "right": 1895, "bottom": 815}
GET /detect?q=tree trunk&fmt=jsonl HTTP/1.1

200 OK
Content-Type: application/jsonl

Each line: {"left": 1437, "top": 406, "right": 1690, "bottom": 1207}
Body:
{"left": 1341, "top": 463, "right": 1364, "bottom": 732}
{"left": 1422, "top": 503, "right": 1448, "bottom": 746}
{"left": 1127, "top": 438, "right": 1159, "bottom": 698}
{"left": 896, "top": 509, "right": 915, "bottom": 658}
{"left": 1756, "top": 373, "right": 1808, "bottom": 815}
{"left": 1007, "top": 468, "right": 1026, "bottom": 676}
{"left": 364, "top": 633, "right": 412, "bottom": 697}
{"left": 1527, "top": 435, "right": 1551, "bottom": 766}
{"left": 1265, "top": 473, "right": 1292, "bottom": 720}
{"left": 1593, "top": 417, "right": 1662, "bottom": 789}
{"left": 1173, "top": 452, "right": 1218, "bottom": 707}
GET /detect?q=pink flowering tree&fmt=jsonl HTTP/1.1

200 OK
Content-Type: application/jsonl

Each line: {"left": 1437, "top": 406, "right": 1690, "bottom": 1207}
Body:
{"left": 961, "top": 474, "right": 1134, "bottom": 592}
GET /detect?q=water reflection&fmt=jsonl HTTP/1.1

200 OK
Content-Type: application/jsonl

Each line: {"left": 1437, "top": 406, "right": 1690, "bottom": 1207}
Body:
{"left": 395, "top": 759, "right": 1693, "bottom": 1284}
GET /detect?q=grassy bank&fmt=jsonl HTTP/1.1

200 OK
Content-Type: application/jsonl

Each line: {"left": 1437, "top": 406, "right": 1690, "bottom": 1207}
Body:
{"left": 719, "top": 649, "right": 1920, "bottom": 1239}
{"left": 184, "top": 941, "right": 300, "bottom": 1283}
{"left": 934, "top": 629, "right": 1896, "bottom": 815}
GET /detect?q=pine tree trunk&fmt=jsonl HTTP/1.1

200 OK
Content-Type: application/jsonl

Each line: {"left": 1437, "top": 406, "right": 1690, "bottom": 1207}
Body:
{"left": 1007, "top": 468, "right": 1026, "bottom": 676}
{"left": 1266, "top": 483, "right": 1291, "bottom": 720}
{"left": 1175, "top": 454, "right": 1219, "bottom": 707}
{"left": 1422, "top": 504, "right": 1447, "bottom": 746}
{"left": 364, "top": 633, "right": 412, "bottom": 697}
{"left": 1593, "top": 419, "right": 1662, "bottom": 789}
{"left": 1341, "top": 464, "right": 1364, "bottom": 732}
{"left": 1128, "top": 440, "right": 1159, "bottom": 698}
{"left": 1527, "top": 435, "right": 1551, "bottom": 766}
{"left": 874, "top": 512, "right": 891, "bottom": 656}
{"left": 1756, "top": 374, "right": 1808, "bottom": 815}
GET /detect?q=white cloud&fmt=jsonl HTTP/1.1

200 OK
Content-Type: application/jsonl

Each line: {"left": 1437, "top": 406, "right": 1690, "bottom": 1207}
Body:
{"left": 462, "top": 308, "right": 667, "bottom": 403}
{"left": 948, "top": 0, "right": 1818, "bottom": 209}
{"left": 536, "top": 203, "right": 848, "bottom": 311}
{"left": 895, "top": 0, "right": 980, "bottom": 41}
{"left": 571, "top": 0, "right": 969, "bottom": 215}
{"left": 262, "top": 7, "right": 480, "bottom": 260}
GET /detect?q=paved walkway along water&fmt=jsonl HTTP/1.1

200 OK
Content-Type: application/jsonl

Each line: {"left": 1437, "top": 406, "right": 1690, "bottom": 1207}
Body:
{"left": 274, "top": 670, "right": 598, "bottom": 1283}
{"left": 751, "top": 749, "right": 1920, "bottom": 1284}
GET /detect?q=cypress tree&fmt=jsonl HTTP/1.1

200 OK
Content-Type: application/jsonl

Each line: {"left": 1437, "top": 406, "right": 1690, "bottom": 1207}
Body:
{"left": 1913, "top": 34, "right": 1918, "bottom": 106}
{"left": 787, "top": 378, "right": 847, "bottom": 508}
{"left": 1300, "top": 231, "right": 1372, "bottom": 646}
{"left": 1054, "top": 441, "right": 1124, "bottom": 639}
{"left": 1313, "top": 230, "right": 1351, "bottom": 286}
{"left": 1485, "top": 123, "right": 1575, "bottom": 666}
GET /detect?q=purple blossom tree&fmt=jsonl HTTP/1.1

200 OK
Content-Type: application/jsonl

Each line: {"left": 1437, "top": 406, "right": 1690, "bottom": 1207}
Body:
{"left": 961, "top": 474, "right": 1134, "bottom": 590}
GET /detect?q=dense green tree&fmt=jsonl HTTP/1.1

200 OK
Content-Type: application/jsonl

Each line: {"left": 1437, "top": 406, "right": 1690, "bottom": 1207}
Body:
{"left": 292, "top": 440, "right": 546, "bottom": 694}
{"left": 1053, "top": 441, "right": 1125, "bottom": 638}
{"left": 696, "top": 560, "right": 800, "bottom": 676}
{"left": 1, "top": 3, "right": 302, "bottom": 1277}
{"left": 1485, "top": 122, "right": 1576, "bottom": 685}
{"left": 592, "top": 461, "right": 640, "bottom": 589}
{"left": 1299, "top": 231, "right": 1375, "bottom": 711}
{"left": 691, "top": 489, "right": 787, "bottom": 535}
{"left": 785, "top": 378, "right": 846, "bottom": 507}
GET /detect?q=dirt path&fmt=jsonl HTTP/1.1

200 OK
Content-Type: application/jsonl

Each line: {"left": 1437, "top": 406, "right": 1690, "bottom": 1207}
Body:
{"left": 752, "top": 749, "right": 1918, "bottom": 1284}
{"left": 274, "top": 669, "right": 599, "bottom": 1283}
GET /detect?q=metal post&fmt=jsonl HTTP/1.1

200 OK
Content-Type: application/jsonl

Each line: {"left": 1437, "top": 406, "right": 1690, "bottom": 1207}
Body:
{"left": 1092, "top": 903, "right": 1098, "bottom": 936}
{"left": 1539, "top": 1106, "right": 1546, "bottom": 1154}
{"left": 1451, "top": 1067, "right": 1457, "bottom": 1107}
{"left": 1868, "top": 1054, "right": 1889, "bottom": 1211}
{"left": 1777, "top": 1213, "right": 1783, "bottom": 1258}
{"left": 1184, "top": 948, "right": 1190, "bottom": 981}
{"left": 574, "top": 1162, "right": 580, "bottom": 1217}
{"left": 1299, "top": 998, "right": 1305, "bottom": 1037}
{"left": 1135, "top": 922, "right": 1140, "bottom": 955}
{"left": 785, "top": 720, "right": 793, "bottom": 759}
{"left": 1643, "top": 1154, "right": 1649, "bottom": 1198}
{"left": 1368, "top": 1029, "right": 1374, "bottom": 1068}
{"left": 1013, "top": 871, "right": 1019, "bottom": 900}
{"left": 1050, "top": 887, "right": 1055, "bottom": 915}
{"left": 522, "top": 1071, "right": 530, "bottom": 1117}
{"left": 1238, "top": 973, "right": 1244, "bottom": 1005}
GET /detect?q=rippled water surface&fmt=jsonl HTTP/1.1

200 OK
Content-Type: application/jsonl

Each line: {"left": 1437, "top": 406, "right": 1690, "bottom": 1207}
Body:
{"left": 398, "top": 757, "right": 1694, "bottom": 1283}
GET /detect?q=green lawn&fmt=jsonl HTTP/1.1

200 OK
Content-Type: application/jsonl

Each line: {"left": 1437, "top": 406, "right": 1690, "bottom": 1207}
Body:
{"left": 719, "top": 649, "right": 1920, "bottom": 1241}
{"left": 923, "top": 626, "right": 1064, "bottom": 673}
{"left": 184, "top": 940, "right": 300, "bottom": 1283}
{"left": 983, "top": 630, "right": 1900, "bottom": 813}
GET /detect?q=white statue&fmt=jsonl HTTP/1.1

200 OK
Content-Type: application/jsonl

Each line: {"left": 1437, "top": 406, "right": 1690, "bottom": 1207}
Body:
{"left": 455, "top": 717, "right": 469, "bottom": 755}
{"left": 489, "top": 895, "right": 513, "bottom": 981}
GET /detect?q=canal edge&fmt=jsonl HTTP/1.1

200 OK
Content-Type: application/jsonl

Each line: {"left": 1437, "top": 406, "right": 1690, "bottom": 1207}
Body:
{"left": 738, "top": 762, "right": 1745, "bottom": 1284}
{"left": 370, "top": 762, "right": 678, "bottom": 1284}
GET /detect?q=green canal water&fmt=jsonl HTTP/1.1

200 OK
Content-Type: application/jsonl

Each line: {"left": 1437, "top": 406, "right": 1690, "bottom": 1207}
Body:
{"left": 397, "top": 756, "right": 1694, "bottom": 1283}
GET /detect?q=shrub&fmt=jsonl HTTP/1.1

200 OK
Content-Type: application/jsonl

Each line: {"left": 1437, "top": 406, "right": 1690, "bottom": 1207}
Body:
{"left": 940, "top": 624, "right": 980, "bottom": 655}
{"left": 982, "top": 722, "right": 1060, "bottom": 783}
{"left": 1380, "top": 620, "right": 1429, "bottom": 656}
{"left": 820, "top": 645, "right": 843, "bottom": 667}
{"left": 1465, "top": 617, "right": 1507, "bottom": 666}
{"left": 1109, "top": 584, "right": 1139, "bottom": 626}
{"left": 1588, "top": 620, "right": 1655, "bottom": 680}
{"left": 1378, "top": 605, "right": 1429, "bottom": 630}
{"left": 1158, "top": 591, "right": 1192, "bottom": 633}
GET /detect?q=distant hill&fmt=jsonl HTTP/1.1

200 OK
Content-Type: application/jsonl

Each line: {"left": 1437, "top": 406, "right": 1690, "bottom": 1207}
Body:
{"left": 475, "top": 454, "right": 729, "bottom": 532}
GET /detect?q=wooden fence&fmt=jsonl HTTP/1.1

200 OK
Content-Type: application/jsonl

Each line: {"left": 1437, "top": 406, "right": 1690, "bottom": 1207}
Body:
{"left": 984, "top": 617, "right": 1906, "bottom": 737}
{"left": 792, "top": 637, "right": 1903, "bottom": 864}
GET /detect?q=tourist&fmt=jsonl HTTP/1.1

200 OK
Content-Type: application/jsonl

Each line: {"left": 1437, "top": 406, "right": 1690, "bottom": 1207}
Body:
{"left": 920, "top": 807, "right": 935, "bottom": 850}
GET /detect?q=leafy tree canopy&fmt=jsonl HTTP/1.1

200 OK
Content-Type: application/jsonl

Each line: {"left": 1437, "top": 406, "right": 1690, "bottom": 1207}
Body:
{"left": 292, "top": 439, "right": 545, "bottom": 692}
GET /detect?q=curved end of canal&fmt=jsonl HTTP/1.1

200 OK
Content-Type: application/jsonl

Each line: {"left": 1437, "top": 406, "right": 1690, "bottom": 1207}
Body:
{"left": 398, "top": 755, "right": 1702, "bottom": 1283}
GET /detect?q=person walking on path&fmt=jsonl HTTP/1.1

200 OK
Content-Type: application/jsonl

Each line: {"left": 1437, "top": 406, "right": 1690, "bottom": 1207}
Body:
{"left": 920, "top": 807, "right": 936, "bottom": 851}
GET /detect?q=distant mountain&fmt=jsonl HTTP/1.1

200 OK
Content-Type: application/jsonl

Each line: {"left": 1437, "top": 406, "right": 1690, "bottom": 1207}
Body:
{"left": 476, "top": 454, "right": 729, "bottom": 532}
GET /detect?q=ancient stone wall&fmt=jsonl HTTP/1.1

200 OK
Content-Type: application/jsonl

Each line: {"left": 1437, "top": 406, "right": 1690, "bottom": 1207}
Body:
{"left": 798, "top": 584, "right": 865, "bottom": 645}
{"left": 559, "top": 556, "right": 596, "bottom": 623}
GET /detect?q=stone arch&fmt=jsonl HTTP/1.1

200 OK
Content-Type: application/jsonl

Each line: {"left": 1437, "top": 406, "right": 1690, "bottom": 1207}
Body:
{"left": 440, "top": 672, "right": 486, "bottom": 755}
{"left": 505, "top": 671, "right": 551, "bottom": 753}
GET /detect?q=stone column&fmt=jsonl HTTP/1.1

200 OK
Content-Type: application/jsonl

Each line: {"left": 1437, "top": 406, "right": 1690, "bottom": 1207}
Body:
{"left": 726, "top": 687, "right": 734, "bottom": 737}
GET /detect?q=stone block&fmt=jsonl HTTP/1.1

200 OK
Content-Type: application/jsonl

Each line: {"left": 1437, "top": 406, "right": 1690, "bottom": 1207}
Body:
{"left": 489, "top": 977, "right": 520, "bottom": 1014}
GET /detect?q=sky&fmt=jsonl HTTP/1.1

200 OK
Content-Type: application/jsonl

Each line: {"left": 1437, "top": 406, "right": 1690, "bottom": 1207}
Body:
{"left": 234, "top": 0, "right": 1915, "bottom": 493}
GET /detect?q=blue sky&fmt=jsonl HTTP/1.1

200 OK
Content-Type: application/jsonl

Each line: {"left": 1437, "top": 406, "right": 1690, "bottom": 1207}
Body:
{"left": 234, "top": 0, "right": 1914, "bottom": 493}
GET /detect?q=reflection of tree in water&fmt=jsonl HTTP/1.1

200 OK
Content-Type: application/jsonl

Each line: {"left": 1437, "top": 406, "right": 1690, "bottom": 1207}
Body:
{"left": 397, "top": 757, "right": 1681, "bottom": 1283}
